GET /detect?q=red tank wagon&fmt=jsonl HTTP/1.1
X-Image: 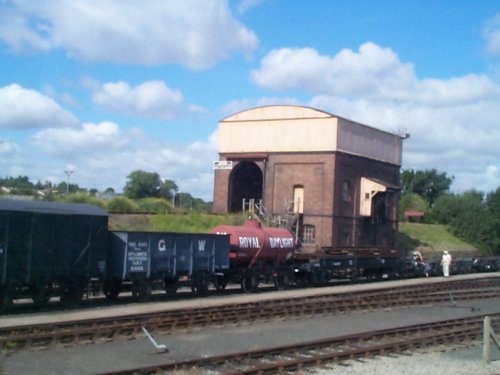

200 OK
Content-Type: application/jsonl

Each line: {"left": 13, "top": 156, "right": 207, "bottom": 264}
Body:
{"left": 212, "top": 219, "right": 296, "bottom": 291}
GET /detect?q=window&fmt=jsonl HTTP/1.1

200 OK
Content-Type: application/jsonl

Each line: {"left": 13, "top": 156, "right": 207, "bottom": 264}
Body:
{"left": 302, "top": 224, "right": 315, "bottom": 244}
{"left": 341, "top": 180, "right": 351, "bottom": 202}
{"left": 293, "top": 185, "right": 304, "bottom": 214}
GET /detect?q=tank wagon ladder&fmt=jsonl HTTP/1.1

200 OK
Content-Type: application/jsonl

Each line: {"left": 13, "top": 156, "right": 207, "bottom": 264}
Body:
{"left": 244, "top": 199, "right": 300, "bottom": 242}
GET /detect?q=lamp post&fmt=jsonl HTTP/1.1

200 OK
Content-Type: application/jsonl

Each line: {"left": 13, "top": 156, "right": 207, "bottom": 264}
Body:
{"left": 64, "top": 169, "right": 73, "bottom": 194}
{"left": 178, "top": 179, "right": 183, "bottom": 209}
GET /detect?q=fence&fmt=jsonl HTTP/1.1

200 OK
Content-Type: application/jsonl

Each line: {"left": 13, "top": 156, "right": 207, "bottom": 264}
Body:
{"left": 483, "top": 316, "right": 500, "bottom": 364}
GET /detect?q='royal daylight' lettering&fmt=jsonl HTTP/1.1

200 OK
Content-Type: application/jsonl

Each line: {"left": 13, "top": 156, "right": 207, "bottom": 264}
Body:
{"left": 238, "top": 236, "right": 260, "bottom": 248}
{"left": 269, "top": 237, "right": 294, "bottom": 248}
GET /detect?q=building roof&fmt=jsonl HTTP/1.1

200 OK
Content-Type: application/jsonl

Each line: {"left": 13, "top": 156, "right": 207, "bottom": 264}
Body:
{"left": 221, "top": 105, "right": 333, "bottom": 122}
{"left": 217, "top": 105, "right": 405, "bottom": 166}
{"left": 0, "top": 198, "right": 108, "bottom": 217}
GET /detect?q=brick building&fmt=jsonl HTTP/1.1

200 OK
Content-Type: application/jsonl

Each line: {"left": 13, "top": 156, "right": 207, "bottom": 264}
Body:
{"left": 212, "top": 105, "right": 405, "bottom": 253}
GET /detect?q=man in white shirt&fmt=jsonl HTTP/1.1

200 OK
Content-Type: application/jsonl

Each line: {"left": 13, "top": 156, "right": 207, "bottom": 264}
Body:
{"left": 441, "top": 250, "right": 452, "bottom": 277}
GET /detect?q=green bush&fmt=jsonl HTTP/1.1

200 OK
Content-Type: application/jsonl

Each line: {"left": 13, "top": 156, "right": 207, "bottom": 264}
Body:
{"left": 60, "top": 193, "right": 107, "bottom": 208}
{"left": 136, "top": 197, "right": 172, "bottom": 213}
{"left": 107, "top": 196, "right": 139, "bottom": 213}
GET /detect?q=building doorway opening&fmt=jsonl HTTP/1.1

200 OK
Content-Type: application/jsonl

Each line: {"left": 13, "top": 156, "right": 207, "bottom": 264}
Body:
{"left": 293, "top": 185, "right": 304, "bottom": 214}
{"left": 228, "top": 161, "right": 263, "bottom": 212}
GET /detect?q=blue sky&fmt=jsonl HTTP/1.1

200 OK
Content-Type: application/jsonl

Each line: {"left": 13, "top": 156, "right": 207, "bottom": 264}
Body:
{"left": 1, "top": 0, "right": 500, "bottom": 201}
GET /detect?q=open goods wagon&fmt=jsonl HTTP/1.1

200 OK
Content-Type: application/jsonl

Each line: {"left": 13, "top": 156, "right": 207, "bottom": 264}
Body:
{"left": 105, "top": 231, "right": 230, "bottom": 298}
{"left": 0, "top": 199, "right": 108, "bottom": 307}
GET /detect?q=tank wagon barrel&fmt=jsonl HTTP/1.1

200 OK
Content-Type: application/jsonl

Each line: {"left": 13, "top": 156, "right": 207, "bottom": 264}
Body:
{"left": 211, "top": 219, "right": 296, "bottom": 291}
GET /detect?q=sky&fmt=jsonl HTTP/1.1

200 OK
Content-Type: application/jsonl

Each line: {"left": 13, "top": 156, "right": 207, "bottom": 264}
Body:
{"left": 1, "top": 0, "right": 500, "bottom": 201}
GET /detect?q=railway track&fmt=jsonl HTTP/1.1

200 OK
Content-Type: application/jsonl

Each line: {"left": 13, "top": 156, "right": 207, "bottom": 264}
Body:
{"left": 1, "top": 276, "right": 500, "bottom": 352}
{"left": 95, "top": 313, "right": 500, "bottom": 375}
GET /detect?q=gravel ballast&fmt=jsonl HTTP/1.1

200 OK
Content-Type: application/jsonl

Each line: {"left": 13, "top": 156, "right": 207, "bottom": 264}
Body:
{"left": 312, "top": 346, "right": 500, "bottom": 375}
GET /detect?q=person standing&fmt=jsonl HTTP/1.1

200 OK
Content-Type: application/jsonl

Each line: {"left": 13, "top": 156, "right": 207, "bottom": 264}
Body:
{"left": 412, "top": 251, "right": 429, "bottom": 277}
{"left": 441, "top": 251, "right": 452, "bottom": 277}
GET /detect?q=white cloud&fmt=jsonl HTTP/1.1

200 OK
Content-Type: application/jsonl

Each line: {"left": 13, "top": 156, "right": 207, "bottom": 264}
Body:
{"left": 250, "top": 42, "right": 500, "bottom": 194}
{"left": 251, "top": 43, "right": 416, "bottom": 99}
{"left": 0, "top": 139, "right": 20, "bottom": 155}
{"left": 0, "top": 85, "right": 190, "bottom": 193}
{"left": 251, "top": 43, "right": 500, "bottom": 104}
{"left": 24, "top": 120, "right": 218, "bottom": 199}
{"left": 0, "top": 84, "right": 79, "bottom": 130}
{"left": 92, "top": 80, "right": 185, "bottom": 119}
{"left": 0, "top": 138, "right": 26, "bottom": 178}
{"left": 0, "top": 0, "right": 258, "bottom": 70}
{"left": 31, "top": 121, "right": 124, "bottom": 157}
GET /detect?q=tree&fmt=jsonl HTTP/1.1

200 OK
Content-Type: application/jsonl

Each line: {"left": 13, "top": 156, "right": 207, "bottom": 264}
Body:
{"left": 485, "top": 188, "right": 500, "bottom": 254}
{"left": 428, "top": 193, "right": 461, "bottom": 225}
{"left": 428, "top": 188, "right": 500, "bottom": 254}
{"left": 0, "top": 175, "right": 34, "bottom": 195}
{"left": 486, "top": 187, "right": 500, "bottom": 217}
{"left": 56, "top": 181, "right": 79, "bottom": 195}
{"left": 401, "top": 168, "right": 453, "bottom": 207}
{"left": 123, "top": 170, "right": 162, "bottom": 199}
{"left": 447, "top": 190, "right": 486, "bottom": 244}
{"left": 432, "top": 190, "right": 498, "bottom": 253}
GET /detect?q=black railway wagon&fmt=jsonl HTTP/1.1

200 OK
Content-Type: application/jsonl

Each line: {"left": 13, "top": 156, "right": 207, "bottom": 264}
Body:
{"left": 105, "top": 231, "right": 230, "bottom": 298}
{"left": 0, "top": 199, "right": 108, "bottom": 306}
{"left": 292, "top": 247, "right": 403, "bottom": 285}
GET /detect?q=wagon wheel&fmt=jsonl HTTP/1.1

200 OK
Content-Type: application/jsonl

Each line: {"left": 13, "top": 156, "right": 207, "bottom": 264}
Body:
{"left": 241, "top": 274, "right": 259, "bottom": 293}
{"left": 0, "top": 289, "right": 12, "bottom": 309}
{"left": 133, "top": 280, "right": 152, "bottom": 299}
{"left": 274, "top": 273, "right": 290, "bottom": 291}
{"left": 295, "top": 272, "right": 311, "bottom": 288}
{"left": 30, "top": 283, "right": 51, "bottom": 305}
{"left": 164, "top": 277, "right": 178, "bottom": 296}
{"left": 138, "top": 285, "right": 152, "bottom": 299}
{"left": 193, "top": 272, "right": 209, "bottom": 295}
{"left": 215, "top": 275, "right": 228, "bottom": 292}
{"left": 103, "top": 279, "right": 121, "bottom": 300}
{"left": 61, "top": 281, "right": 84, "bottom": 304}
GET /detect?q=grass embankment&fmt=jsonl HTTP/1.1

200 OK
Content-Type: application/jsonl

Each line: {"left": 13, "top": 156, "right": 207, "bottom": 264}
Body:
{"left": 108, "top": 212, "right": 248, "bottom": 232}
{"left": 398, "top": 222, "right": 479, "bottom": 258}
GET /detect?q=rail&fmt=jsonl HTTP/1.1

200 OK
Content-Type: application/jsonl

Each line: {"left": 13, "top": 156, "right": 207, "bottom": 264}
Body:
{"left": 94, "top": 313, "right": 500, "bottom": 375}
{"left": 2, "top": 277, "right": 500, "bottom": 352}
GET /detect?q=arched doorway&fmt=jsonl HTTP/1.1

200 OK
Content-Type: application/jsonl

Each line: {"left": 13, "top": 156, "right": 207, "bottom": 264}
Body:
{"left": 228, "top": 161, "right": 263, "bottom": 212}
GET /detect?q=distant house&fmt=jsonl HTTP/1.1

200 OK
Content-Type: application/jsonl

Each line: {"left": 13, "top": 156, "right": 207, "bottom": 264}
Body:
{"left": 404, "top": 211, "right": 425, "bottom": 222}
